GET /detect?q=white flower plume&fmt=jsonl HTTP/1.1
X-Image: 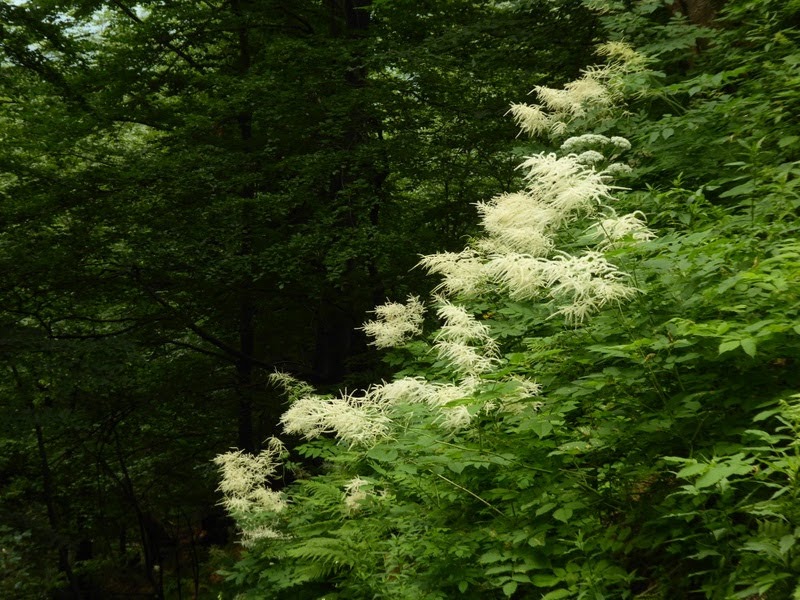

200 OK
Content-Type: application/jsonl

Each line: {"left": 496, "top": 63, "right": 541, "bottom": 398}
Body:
{"left": 343, "top": 476, "right": 372, "bottom": 513}
{"left": 433, "top": 299, "right": 499, "bottom": 375}
{"left": 281, "top": 393, "right": 391, "bottom": 447}
{"left": 418, "top": 248, "right": 486, "bottom": 297}
{"left": 214, "top": 438, "right": 288, "bottom": 519}
{"left": 362, "top": 295, "right": 425, "bottom": 349}
{"left": 269, "top": 370, "right": 316, "bottom": 402}
{"left": 590, "top": 211, "right": 656, "bottom": 250}
{"left": 239, "top": 526, "right": 285, "bottom": 548}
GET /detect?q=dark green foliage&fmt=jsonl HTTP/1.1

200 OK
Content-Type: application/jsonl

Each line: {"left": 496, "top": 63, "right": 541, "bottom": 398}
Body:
{"left": 0, "top": 0, "right": 598, "bottom": 595}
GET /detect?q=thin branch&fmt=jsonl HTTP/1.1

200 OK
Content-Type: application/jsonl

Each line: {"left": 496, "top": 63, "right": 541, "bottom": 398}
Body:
{"left": 433, "top": 472, "right": 504, "bottom": 516}
{"left": 108, "top": 0, "right": 205, "bottom": 71}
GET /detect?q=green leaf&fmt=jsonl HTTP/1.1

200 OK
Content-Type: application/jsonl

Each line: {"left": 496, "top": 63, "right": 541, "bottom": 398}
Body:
{"left": 531, "top": 574, "right": 561, "bottom": 587}
{"left": 541, "top": 590, "right": 572, "bottom": 600}
{"left": 529, "top": 418, "right": 553, "bottom": 438}
{"left": 458, "top": 581, "right": 469, "bottom": 593}
{"left": 740, "top": 338, "right": 757, "bottom": 357}
{"left": 366, "top": 446, "right": 399, "bottom": 462}
{"left": 779, "top": 535, "right": 796, "bottom": 556}
{"left": 676, "top": 462, "right": 707, "bottom": 479}
{"left": 719, "top": 181, "right": 756, "bottom": 198}
{"left": 718, "top": 340, "right": 740, "bottom": 354}
{"left": 502, "top": 581, "right": 518, "bottom": 596}
{"left": 479, "top": 550, "right": 503, "bottom": 564}
{"left": 553, "top": 507, "right": 573, "bottom": 523}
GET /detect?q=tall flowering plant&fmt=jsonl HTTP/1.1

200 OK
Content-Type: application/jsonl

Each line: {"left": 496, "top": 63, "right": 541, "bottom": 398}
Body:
{"left": 214, "top": 44, "right": 654, "bottom": 598}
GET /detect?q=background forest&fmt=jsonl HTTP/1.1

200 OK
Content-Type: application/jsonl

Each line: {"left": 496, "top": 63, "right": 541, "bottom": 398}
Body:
{"left": 1, "top": 0, "right": 800, "bottom": 598}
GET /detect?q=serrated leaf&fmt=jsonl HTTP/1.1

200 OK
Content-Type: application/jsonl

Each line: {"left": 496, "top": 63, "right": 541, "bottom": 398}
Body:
{"left": 718, "top": 340, "right": 740, "bottom": 354}
{"left": 694, "top": 464, "right": 737, "bottom": 488}
{"left": 676, "top": 462, "right": 707, "bottom": 479}
{"left": 779, "top": 535, "right": 796, "bottom": 556}
{"left": 719, "top": 181, "right": 756, "bottom": 198}
{"left": 740, "top": 338, "right": 757, "bottom": 357}
{"left": 532, "top": 574, "right": 561, "bottom": 587}
{"left": 502, "top": 581, "right": 518, "bottom": 596}
{"left": 479, "top": 550, "right": 503, "bottom": 564}
{"left": 553, "top": 507, "right": 572, "bottom": 523}
{"left": 542, "top": 590, "right": 571, "bottom": 600}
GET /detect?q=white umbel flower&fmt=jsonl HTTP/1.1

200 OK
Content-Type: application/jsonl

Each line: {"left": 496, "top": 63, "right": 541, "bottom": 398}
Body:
{"left": 574, "top": 150, "right": 606, "bottom": 165}
{"left": 560, "top": 134, "right": 611, "bottom": 153}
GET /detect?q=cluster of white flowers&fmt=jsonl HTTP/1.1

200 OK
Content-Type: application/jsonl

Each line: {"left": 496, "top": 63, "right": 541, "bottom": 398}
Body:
{"left": 418, "top": 249, "right": 486, "bottom": 296}
{"left": 361, "top": 295, "right": 425, "bottom": 349}
{"left": 214, "top": 438, "right": 288, "bottom": 517}
{"left": 239, "top": 525, "right": 285, "bottom": 548}
{"left": 590, "top": 211, "right": 656, "bottom": 250}
{"left": 545, "top": 251, "right": 638, "bottom": 324}
{"left": 281, "top": 393, "right": 392, "bottom": 447}
{"left": 509, "top": 42, "right": 645, "bottom": 140}
{"left": 269, "top": 370, "right": 316, "bottom": 402}
{"left": 596, "top": 41, "right": 650, "bottom": 73}
{"left": 343, "top": 476, "right": 371, "bottom": 513}
{"left": 432, "top": 300, "right": 499, "bottom": 375}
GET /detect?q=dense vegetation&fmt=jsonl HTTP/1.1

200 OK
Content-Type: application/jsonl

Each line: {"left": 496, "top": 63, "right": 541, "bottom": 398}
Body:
{"left": 2, "top": 0, "right": 800, "bottom": 598}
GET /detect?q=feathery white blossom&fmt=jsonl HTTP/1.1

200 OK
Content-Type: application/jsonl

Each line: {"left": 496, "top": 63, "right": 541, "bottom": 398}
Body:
{"left": 362, "top": 295, "right": 425, "bottom": 349}
{"left": 534, "top": 74, "right": 611, "bottom": 117}
{"left": 418, "top": 249, "right": 486, "bottom": 297}
{"left": 437, "top": 405, "right": 473, "bottom": 431}
{"left": 518, "top": 153, "right": 613, "bottom": 218}
{"left": 596, "top": 41, "right": 649, "bottom": 72}
{"left": 239, "top": 526, "right": 285, "bottom": 548}
{"left": 435, "top": 340, "right": 498, "bottom": 375}
{"left": 214, "top": 438, "right": 287, "bottom": 517}
{"left": 366, "top": 376, "right": 441, "bottom": 407}
{"left": 430, "top": 376, "right": 481, "bottom": 408}
{"left": 496, "top": 377, "right": 544, "bottom": 414}
{"left": 343, "top": 477, "right": 372, "bottom": 513}
{"left": 269, "top": 370, "right": 316, "bottom": 402}
{"left": 433, "top": 300, "right": 499, "bottom": 375}
{"left": 591, "top": 211, "right": 655, "bottom": 250}
{"left": 281, "top": 394, "right": 391, "bottom": 447}
{"left": 485, "top": 253, "right": 550, "bottom": 300}
{"left": 477, "top": 192, "right": 558, "bottom": 255}
{"left": 507, "top": 103, "right": 554, "bottom": 137}
{"left": 545, "top": 251, "right": 638, "bottom": 324}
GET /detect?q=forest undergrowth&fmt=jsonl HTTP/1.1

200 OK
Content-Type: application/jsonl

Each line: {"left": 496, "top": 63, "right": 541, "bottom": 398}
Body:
{"left": 213, "top": 1, "right": 800, "bottom": 598}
